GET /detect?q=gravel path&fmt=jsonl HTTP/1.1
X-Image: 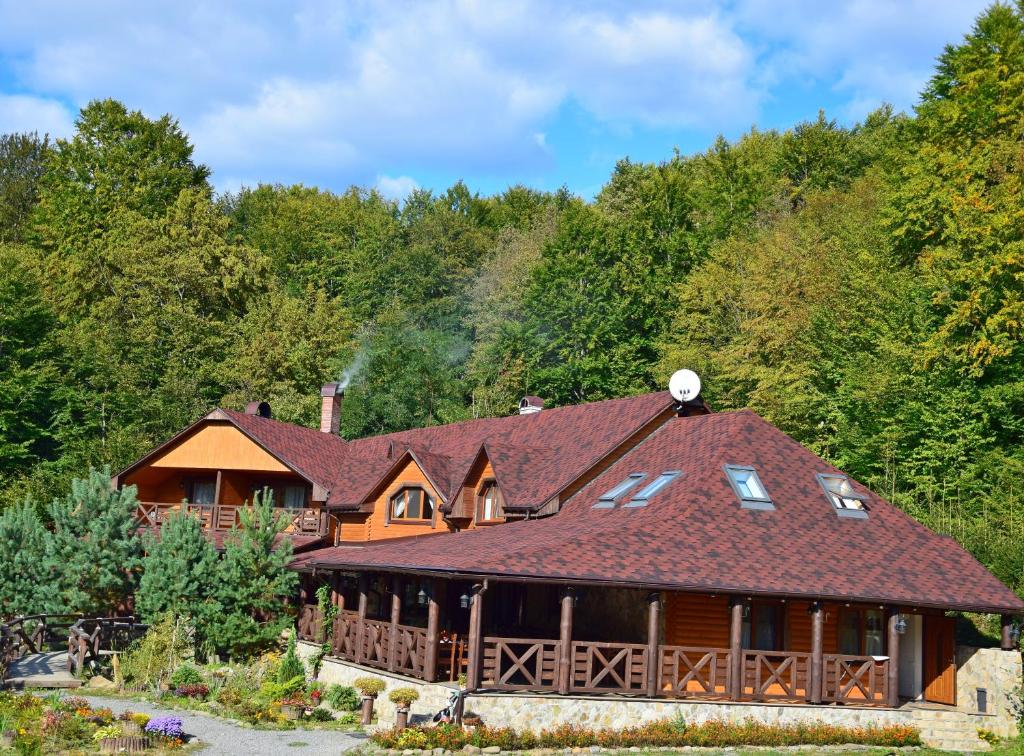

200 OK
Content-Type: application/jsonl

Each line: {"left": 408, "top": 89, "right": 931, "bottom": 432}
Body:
{"left": 80, "top": 694, "right": 367, "bottom": 756}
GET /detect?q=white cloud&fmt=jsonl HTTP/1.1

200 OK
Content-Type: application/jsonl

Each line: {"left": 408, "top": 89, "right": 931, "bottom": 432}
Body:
{"left": 0, "top": 94, "right": 74, "bottom": 137}
{"left": 0, "top": 1, "right": 760, "bottom": 188}
{"left": 375, "top": 174, "right": 419, "bottom": 201}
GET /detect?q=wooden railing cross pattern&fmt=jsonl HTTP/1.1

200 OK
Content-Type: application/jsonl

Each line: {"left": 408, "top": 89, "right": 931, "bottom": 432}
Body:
{"left": 659, "top": 646, "right": 726, "bottom": 696}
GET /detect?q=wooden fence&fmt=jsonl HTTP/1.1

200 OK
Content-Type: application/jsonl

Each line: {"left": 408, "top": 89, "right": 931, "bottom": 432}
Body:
{"left": 68, "top": 617, "right": 148, "bottom": 677}
{"left": 822, "top": 653, "right": 889, "bottom": 704}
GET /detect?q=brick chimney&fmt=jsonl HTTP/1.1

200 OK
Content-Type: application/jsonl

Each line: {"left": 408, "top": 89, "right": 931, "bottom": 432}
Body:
{"left": 320, "top": 382, "right": 343, "bottom": 434}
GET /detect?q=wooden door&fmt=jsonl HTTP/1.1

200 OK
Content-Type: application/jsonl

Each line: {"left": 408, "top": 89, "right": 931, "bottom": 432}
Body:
{"left": 923, "top": 615, "right": 956, "bottom": 705}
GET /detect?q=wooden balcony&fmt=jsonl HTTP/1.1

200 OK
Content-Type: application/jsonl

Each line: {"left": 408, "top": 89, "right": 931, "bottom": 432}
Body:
{"left": 136, "top": 501, "right": 328, "bottom": 537}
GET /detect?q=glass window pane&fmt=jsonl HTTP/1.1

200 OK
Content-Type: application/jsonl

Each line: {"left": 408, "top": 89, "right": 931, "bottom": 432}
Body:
{"left": 599, "top": 473, "right": 645, "bottom": 502}
{"left": 630, "top": 471, "right": 681, "bottom": 502}
{"left": 422, "top": 494, "right": 434, "bottom": 520}
{"left": 408, "top": 489, "right": 422, "bottom": 519}
{"left": 192, "top": 481, "right": 215, "bottom": 505}
{"left": 864, "top": 610, "right": 884, "bottom": 655}
{"left": 838, "top": 610, "right": 860, "bottom": 654}
{"left": 482, "top": 486, "right": 495, "bottom": 520}
{"left": 283, "top": 485, "right": 305, "bottom": 509}
{"left": 393, "top": 492, "right": 407, "bottom": 518}
{"left": 753, "top": 606, "right": 779, "bottom": 650}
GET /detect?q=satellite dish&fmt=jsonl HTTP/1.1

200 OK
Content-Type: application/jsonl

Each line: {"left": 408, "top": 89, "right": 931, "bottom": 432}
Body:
{"left": 669, "top": 369, "right": 701, "bottom": 403}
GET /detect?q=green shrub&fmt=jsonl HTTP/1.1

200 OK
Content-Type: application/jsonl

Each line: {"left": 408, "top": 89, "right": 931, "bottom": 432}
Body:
{"left": 353, "top": 676, "right": 385, "bottom": 697}
{"left": 305, "top": 708, "right": 335, "bottom": 722}
{"left": 325, "top": 684, "right": 360, "bottom": 711}
{"left": 278, "top": 632, "right": 305, "bottom": 684}
{"left": 170, "top": 663, "right": 203, "bottom": 688}
{"left": 119, "top": 613, "right": 193, "bottom": 686}
{"left": 370, "top": 719, "right": 922, "bottom": 750}
{"left": 388, "top": 687, "right": 419, "bottom": 708}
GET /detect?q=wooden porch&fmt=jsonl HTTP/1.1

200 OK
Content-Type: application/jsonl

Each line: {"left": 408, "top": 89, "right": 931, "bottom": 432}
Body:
{"left": 296, "top": 574, "right": 900, "bottom": 707}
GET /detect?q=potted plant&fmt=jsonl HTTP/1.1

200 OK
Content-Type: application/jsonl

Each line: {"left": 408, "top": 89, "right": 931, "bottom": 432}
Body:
{"left": 353, "top": 676, "right": 386, "bottom": 725}
{"left": 388, "top": 687, "right": 420, "bottom": 730}
{"left": 309, "top": 682, "right": 323, "bottom": 707}
{"left": 280, "top": 693, "right": 307, "bottom": 721}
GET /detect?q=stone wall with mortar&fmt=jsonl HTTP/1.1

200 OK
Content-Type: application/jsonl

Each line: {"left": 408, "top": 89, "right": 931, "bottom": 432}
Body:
{"left": 298, "top": 641, "right": 457, "bottom": 726}
{"left": 463, "top": 693, "right": 911, "bottom": 731}
{"left": 955, "top": 645, "right": 1022, "bottom": 737}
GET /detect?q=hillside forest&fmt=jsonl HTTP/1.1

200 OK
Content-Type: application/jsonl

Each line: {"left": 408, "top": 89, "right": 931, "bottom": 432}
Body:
{"left": 1, "top": 5, "right": 1022, "bottom": 601}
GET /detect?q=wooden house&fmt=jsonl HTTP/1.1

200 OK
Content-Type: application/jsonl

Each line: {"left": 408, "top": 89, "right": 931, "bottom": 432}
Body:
{"left": 117, "top": 381, "right": 1024, "bottom": 709}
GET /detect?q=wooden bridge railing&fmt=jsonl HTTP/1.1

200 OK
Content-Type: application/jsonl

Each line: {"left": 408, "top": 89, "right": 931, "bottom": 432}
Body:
{"left": 1, "top": 614, "right": 81, "bottom": 682}
{"left": 67, "top": 617, "right": 148, "bottom": 677}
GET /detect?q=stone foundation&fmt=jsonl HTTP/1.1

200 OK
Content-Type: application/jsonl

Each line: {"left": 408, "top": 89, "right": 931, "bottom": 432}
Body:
{"left": 299, "top": 641, "right": 1018, "bottom": 751}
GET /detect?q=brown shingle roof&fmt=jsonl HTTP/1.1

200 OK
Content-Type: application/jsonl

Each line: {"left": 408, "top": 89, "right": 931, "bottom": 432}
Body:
{"left": 295, "top": 410, "right": 1024, "bottom": 613}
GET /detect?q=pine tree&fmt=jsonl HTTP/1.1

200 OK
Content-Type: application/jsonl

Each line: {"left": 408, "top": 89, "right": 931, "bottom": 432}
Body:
{"left": 137, "top": 509, "right": 220, "bottom": 647}
{"left": 46, "top": 467, "right": 142, "bottom": 615}
{"left": 210, "top": 489, "right": 298, "bottom": 659}
{"left": 0, "top": 500, "right": 60, "bottom": 618}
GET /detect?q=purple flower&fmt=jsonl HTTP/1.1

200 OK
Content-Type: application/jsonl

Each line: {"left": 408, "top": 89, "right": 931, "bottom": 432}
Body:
{"left": 144, "top": 715, "right": 185, "bottom": 739}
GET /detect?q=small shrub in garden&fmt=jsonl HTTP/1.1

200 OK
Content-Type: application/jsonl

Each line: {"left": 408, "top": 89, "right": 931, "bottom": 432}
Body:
{"left": 170, "top": 663, "right": 204, "bottom": 688}
{"left": 387, "top": 687, "right": 419, "bottom": 708}
{"left": 92, "top": 724, "right": 123, "bottom": 742}
{"left": 395, "top": 728, "right": 430, "bottom": 750}
{"left": 353, "top": 676, "right": 385, "bottom": 697}
{"left": 305, "top": 708, "right": 335, "bottom": 722}
{"left": 175, "top": 683, "right": 210, "bottom": 699}
{"left": 326, "top": 684, "right": 359, "bottom": 711}
{"left": 278, "top": 632, "right": 306, "bottom": 684}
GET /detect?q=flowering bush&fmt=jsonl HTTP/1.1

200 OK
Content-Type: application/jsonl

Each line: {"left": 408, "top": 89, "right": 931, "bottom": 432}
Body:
{"left": 145, "top": 715, "right": 185, "bottom": 740}
{"left": 370, "top": 719, "right": 922, "bottom": 750}
{"left": 174, "top": 683, "right": 210, "bottom": 699}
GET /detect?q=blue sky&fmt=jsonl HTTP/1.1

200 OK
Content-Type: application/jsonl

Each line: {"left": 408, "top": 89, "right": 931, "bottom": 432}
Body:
{"left": 0, "top": 1, "right": 990, "bottom": 199}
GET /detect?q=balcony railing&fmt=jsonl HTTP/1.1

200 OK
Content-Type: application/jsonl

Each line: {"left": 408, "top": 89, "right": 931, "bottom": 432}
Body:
{"left": 136, "top": 501, "right": 327, "bottom": 536}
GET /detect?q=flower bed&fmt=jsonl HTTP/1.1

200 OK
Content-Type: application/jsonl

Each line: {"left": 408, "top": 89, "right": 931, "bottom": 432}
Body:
{"left": 370, "top": 719, "right": 921, "bottom": 751}
{"left": 0, "top": 691, "right": 186, "bottom": 753}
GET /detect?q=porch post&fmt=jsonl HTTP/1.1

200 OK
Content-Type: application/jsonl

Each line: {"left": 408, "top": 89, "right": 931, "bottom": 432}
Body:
{"left": 645, "top": 592, "right": 661, "bottom": 698}
{"left": 355, "top": 574, "right": 368, "bottom": 664}
{"left": 331, "top": 573, "right": 344, "bottom": 611}
{"left": 1001, "top": 614, "right": 1017, "bottom": 650}
{"left": 558, "top": 587, "right": 575, "bottom": 694}
{"left": 809, "top": 601, "right": 823, "bottom": 704}
{"left": 424, "top": 579, "right": 441, "bottom": 682}
{"left": 887, "top": 610, "right": 900, "bottom": 708}
{"left": 466, "top": 582, "right": 487, "bottom": 692}
{"left": 213, "top": 470, "right": 222, "bottom": 529}
{"left": 388, "top": 575, "right": 403, "bottom": 672}
{"left": 728, "top": 598, "right": 744, "bottom": 700}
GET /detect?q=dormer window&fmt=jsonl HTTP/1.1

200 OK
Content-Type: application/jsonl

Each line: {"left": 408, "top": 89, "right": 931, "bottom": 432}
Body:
{"left": 477, "top": 481, "right": 505, "bottom": 523}
{"left": 724, "top": 465, "right": 774, "bottom": 510}
{"left": 390, "top": 487, "right": 435, "bottom": 522}
{"left": 817, "top": 473, "right": 868, "bottom": 519}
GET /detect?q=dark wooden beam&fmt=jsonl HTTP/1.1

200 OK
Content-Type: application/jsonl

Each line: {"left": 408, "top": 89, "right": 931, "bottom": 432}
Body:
{"left": 1002, "top": 614, "right": 1017, "bottom": 650}
{"left": 388, "top": 575, "right": 402, "bottom": 672}
{"left": 355, "top": 574, "right": 368, "bottom": 664}
{"left": 645, "top": 592, "right": 661, "bottom": 697}
{"left": 887, "top": 611, "right": 901, "bottom": 708}
{"left": 557, "top": 587, "right": 574, "bottom": 694}
{"left": 466, "top": 582, "right": 487, "bottom": 691}
{"left": 728, "top": 598, "right": 744, "bottom": 700}
{"left": 809, "top": 601, "right": 823, "bottom": 704}
{"left": 424, "top": 579, "right": 441, "bottom": 682}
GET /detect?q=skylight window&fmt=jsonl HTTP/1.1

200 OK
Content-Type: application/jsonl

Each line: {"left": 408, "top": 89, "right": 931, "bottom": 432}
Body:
{"left": 625, "top": 470, "right": 681, "bottom": 507}
{"left": 817, "top": 473, "right": 869, "bottom": 519}
{"left": 594, "top": 472, "right": 646, "bottom": 508}
{"left": 724, "top": 465, "right": 775, "bottom": 510}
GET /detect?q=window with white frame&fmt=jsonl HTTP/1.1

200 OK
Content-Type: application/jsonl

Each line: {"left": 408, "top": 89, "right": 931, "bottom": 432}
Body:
{"left": 724, "top": 465, "right": 774, "bottom": 510}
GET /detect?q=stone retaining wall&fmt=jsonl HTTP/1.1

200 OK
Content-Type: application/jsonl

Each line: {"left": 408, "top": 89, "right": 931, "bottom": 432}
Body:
{"left": 956, "top": 646, "right": 1022, "bottom": 737}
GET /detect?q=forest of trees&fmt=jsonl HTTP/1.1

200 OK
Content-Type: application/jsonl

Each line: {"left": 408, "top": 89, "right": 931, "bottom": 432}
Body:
{"left": 0, "top": 5, "right": 1021, "bottom": 600}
